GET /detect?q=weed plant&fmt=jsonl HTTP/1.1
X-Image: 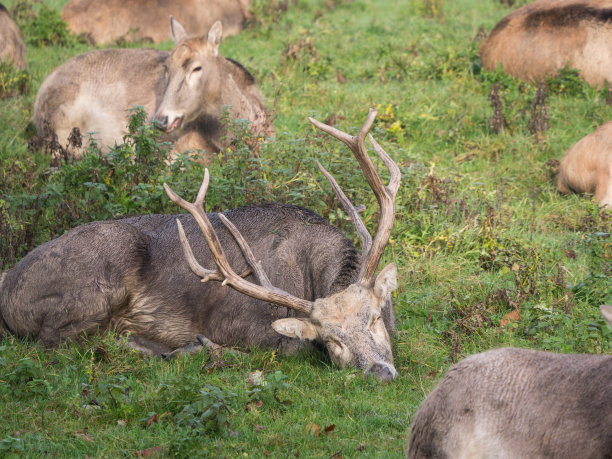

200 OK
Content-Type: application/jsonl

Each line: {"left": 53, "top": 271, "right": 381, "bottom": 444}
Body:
{"left": 0, "top": 0, "right": 610, "bottom": 456}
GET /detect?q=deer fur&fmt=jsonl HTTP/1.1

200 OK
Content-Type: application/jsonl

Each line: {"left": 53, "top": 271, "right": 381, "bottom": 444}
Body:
{"left": 556, "top": 121, "right": 612, "bottom": 207}
{"left": 62, "top": 0, "right": 251, "bottom": 45}
{"left": 481, "top": 0, "right": 612, "bottom": 87}
{"left": 407, "top": 305, "right": 612, "bottom": 458}
{"left": 0, "top": 3, "right": 26, "bottom": 70}
{"left": 33, "top": 18, "right": 272, "bottom": 161}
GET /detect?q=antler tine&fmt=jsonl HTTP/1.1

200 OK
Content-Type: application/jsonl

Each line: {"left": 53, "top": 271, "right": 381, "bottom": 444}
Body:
{"left": 176, "top": 218, "right": 224, "bottom": 282}
{"left": 164, "top": 170, "right": 314, "bottom": 314}
{"left": 309, "top": 109, "right": 401, "bottom": 287}
{"left": 316, "top": 160, "right": 372, "bottom": 255}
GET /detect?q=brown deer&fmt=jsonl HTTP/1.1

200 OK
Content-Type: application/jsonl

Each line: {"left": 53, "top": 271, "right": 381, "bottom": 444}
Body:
{"left": 0, "top": 3, "right": 26, "bottom": 70}
{"left": 62, "top": 0, "right": 251, "bottom": 45}
{"left": 0, "top": 109, "right": 401, "bottom": 381}
{"left": 407, "top": 305, "right": 612, "bottom": 458}
{"left": 33, "top": 18, "right": 272, "bottom": 162}
{"left": 556, "top": 121, "right": 612, "bottom": 207}
{"left": 481, "top": 0, "right": 612, "bottom": 87}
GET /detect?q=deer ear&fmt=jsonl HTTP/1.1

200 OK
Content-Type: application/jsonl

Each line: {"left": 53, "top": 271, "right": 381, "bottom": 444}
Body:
{"left": 207, "top": 21, "right": 223, "bottom": 56}
{"left": 170, "top": 16, "right": 187, "bottom": 43}
{"left": 373, "top": 263, "right": 398, "bottom": 300}
{"left": 272, "top": 318, "right": 318, "bottom": 341}
{"left": 601, "top": 305, "right": 612, "bottom": 328}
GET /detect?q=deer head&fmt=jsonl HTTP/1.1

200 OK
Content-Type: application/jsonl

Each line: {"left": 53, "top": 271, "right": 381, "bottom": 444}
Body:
{"left": 154, "top": 17, "right": 224, "bottom": 133}
{"left": 164, "top": 109, "right": 401, "bottom": 380}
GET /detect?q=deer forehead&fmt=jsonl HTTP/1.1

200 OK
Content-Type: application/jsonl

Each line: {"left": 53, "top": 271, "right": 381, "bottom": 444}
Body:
{"left": 169, "top": 39, "right": 213, "bottom": 67}
{"left": 311, "top": 284, "right": 378, "bottom": 324}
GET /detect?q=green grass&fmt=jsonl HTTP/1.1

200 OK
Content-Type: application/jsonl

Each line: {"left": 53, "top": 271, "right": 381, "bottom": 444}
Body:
{"left": 1, "top": 0, "right": 611, "bottom": 456}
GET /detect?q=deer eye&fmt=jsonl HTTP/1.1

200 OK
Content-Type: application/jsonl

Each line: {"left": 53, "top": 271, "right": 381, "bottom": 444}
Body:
{"left": 192, "top": 66, "right": 202, "bottom": 73}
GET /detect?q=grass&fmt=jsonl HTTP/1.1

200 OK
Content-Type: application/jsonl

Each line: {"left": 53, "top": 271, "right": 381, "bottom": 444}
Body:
{"left": 0, "top": 0, "right": 611, "bottom": 456}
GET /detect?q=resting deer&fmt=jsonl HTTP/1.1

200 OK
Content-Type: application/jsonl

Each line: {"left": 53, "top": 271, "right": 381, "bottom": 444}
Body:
{"left": 407, "top": 305, "right": 612, "bottom": 458}
{"left": 557, "top": 121, "right": 612, "bottom": 207}
{"left": 0, "top": 109, "right": 401, "bottom": 381}
{"left": 481, "top": 0, "right": 612, "bottom": 87}
{"left": 0, "top": 3, "right": 26, "bottom": 70}
{"left": 62, "top": 0, "right": 250, "bottom": 45}
{"left": 33, "top": 18, "right": 272, "bottom": 162}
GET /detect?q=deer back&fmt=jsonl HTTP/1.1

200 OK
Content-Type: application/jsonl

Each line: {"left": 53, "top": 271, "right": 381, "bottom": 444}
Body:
{"left": 0, "top": 3, "right": 26, "bottom": 71}
{"left": 61, "top": 0, "right": 248, "bottom": 45}
{"left": 481, "top": 0, "right": 612, "bottom": 87}
{"left": 408, "top": 344, "right": 612, "bottom": 458}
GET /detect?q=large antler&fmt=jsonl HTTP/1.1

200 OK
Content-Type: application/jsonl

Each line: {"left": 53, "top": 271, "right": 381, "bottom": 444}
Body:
{"left": 309, "top": 109, "right": 401, "bottom": 287}
{"left": 164, "top": 171, "right": 314, "bottom": 314}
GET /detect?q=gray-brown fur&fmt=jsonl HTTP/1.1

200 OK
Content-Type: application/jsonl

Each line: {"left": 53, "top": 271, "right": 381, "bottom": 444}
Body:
{"left": 0, "top": 203, "right": 396, "bottom": 374}
{"left": 481, "top": 0, "right": 612, "bottom": 87}
{"left": 61, "top": 0, "right": 251, "bottom": 45}
{"left": 33, "top": 19, "right": 272, "bottom": 161}
{"left": 0, "top": 3, "right": 26, "bottom": 70}
{"left": 407, "top": 306, "right": 612, "bottom": 458}
{"left": 556, "top": 121, "right": 612, "bottom": 206}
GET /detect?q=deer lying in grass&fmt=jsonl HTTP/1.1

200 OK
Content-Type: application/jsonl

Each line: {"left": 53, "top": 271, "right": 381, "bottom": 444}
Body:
{"left": 0, "top": 109, "right": 401, "bottom": 381}
{"left": 481, "top": 0, "right": 612, "bottom": 87}
{"left": 407, "top": 305, "right": 612, "bottom": 458}
{"left": 0, "top": 3, "right": 26, "bottom": 70}
{"left": 62, "top": 0, "right": 250, "bottom": 45}
{"left": 556, "top": 121, "right": 612, "bottom": 207}
{"left": 33, "top": 18, "right": 272, "bottom": 162}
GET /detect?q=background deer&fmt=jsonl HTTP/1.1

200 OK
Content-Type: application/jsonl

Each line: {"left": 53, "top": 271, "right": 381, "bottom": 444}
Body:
{"left": 0, "top": 3, "right": 26, "bottom": 70}
{"left": 62, "top": 0, "right": 251, "bottom": 45}
{"left": 407, "top": 305, "right": 612, "bottom": 458}
{"left": 0, "top": 109, "right": 401, "bottom": 381}
{"left": 557, "top": 121, "right": 612, "bottom": 207}
{"left": 481, "top": 0, "right": 612, "bottom": 87}
{"left": 33, "top": 18, "right": 272, "bottom": 161}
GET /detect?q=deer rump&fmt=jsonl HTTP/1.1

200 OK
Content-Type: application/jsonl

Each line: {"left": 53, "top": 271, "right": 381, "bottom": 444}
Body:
{"left": 480, "top": 0, "right": 612, "bottom": 87}
{"left": 407, "top": 347, "right": 612, "bottom": 458}
{"left": 0, "top": 203, "right": 388, "bottom": 355}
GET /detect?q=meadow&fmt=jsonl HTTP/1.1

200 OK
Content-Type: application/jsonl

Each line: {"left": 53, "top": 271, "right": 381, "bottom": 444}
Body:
{"left": 0, "top": 0, "right": 611, "bottom": 456}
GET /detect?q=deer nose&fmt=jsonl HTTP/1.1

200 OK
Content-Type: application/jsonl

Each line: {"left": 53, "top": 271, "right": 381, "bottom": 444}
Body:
{"left": 156, "top": 115, "right": 169, "bottom": 131}
{"left": 366, "top": 362, "right": 398, "bottom": 381}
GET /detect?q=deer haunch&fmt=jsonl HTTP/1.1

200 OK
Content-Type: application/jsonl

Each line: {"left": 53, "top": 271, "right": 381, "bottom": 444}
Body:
{"left": 407, "top": 306, "right": 612, "bottom": 458}
{"left": 556, "top": 121, "right": 612, "bottom": 207}
{"left": 61, "top": 0, "right": 251, "bottom": 45}
{"left": 481, "top": 0, "right": 612, "bottom": 87}
{"left": 33, "top": 18, "right": 273, "bottom": 161}
{"left": 0, "top": 3, "right": 26, "bottom": 71}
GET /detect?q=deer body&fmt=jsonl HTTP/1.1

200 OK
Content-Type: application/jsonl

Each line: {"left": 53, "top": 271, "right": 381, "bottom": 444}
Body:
{"left": 62, "top": 0, "right": 250, "bottom": 45}
{"left": 407, "top": 307, "right": 612, "bottom": 458}
{"left": 481, "top": 0, "right": 612, "bottom": 87}
{"left": 0, "top": 3, "right": 26, "bottom": 70}
{"left": 2, "top": 110, "right": 401, "bottom": 380}
{"left": 557, "top": 121, "right": 612, "bottom": 207}
{"left": 33, "top": 19, "right": 272, "bottom": 160}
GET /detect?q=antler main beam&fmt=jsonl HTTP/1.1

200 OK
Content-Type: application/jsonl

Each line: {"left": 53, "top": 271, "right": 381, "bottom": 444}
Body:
{"left": 309, "top": 108, "right": 401, "bottom": 287}
{"left": 164, "top": 171, "right": 314, "bottom": 314}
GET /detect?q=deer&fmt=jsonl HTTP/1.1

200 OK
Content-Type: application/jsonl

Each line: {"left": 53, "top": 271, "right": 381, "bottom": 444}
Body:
{"left": 480, "top": 0, "right": 612, "bottom": 87}
{"left": 0, "top": 3, "right": 26, "bottom": 70}
{"left": 0, "top": 109, "right": 401, "bottom": 381}
{"left": 407, "top": 305, "right": 612, "bottom": 458}
{"left": 33, "top": 17, "right": 273, "bottom": 162}
{"left": 556, "top": 121, "right": 612, "bottom": 207}
{"left": 61, "top": 0, "right": 251, "bottom": 45}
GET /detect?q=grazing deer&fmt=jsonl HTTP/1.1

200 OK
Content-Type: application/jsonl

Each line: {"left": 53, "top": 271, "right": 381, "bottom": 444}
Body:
{"left": 0, "top": 109, "right": 401, "bottom": 381}
{"left": 0, "top": 3, "right": 26, "bottom": 70}
{"left": 62, "top": 0, "right": 251, "bottom": 45}
{"left": 481, "top": 0, "right": 612, "bottom": 87}
{"left": 407, "top": 305, "right": 612, "bottom": 458}
{"left": 33, "top": 18, "right": 272, "bottom": 161}
{"left": 557, "top": 121, "right": 612, "bottom": 207}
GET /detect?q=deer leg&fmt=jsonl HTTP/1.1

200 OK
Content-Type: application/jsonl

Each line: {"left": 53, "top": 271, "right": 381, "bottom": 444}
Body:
{"left": 161, "top": 334, "right": 241, "bottom": 360}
